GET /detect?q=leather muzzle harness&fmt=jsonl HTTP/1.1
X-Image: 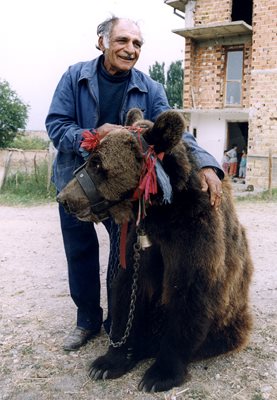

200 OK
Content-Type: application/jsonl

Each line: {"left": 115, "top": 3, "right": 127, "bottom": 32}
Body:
{"left": 74, "top": 162, "right": 117, "bottom": 221}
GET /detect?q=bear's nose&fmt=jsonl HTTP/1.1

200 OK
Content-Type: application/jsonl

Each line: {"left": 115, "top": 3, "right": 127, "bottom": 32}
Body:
{"left": 56, "top": 195, "right": 71, "bottom": 214}
{"left": 56, "top": 192, "right": 62, "bottom": 204}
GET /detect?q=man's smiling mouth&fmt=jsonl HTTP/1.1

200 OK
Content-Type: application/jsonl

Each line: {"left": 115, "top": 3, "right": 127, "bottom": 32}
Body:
{"left": 120, "top": 55, "right": 135, "bottom": 61}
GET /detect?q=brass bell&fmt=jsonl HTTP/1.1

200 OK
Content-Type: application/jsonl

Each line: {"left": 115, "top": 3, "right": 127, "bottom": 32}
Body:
{"left": 139, "top": 234, "right": 152, "bottom": 250}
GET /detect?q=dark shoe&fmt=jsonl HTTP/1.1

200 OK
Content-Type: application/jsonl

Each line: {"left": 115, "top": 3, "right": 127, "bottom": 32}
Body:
{"left": 63, "top": 326, "right": 100, "bottom": 351}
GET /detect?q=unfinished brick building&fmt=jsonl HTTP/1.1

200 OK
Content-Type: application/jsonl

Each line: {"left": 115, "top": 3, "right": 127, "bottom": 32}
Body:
{"left": 165, "top": 0, "right": 277, "bottom": 190}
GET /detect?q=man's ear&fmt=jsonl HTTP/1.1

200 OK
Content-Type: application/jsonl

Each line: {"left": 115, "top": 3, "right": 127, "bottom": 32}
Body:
{"left": 98, "top": 36, "right": 105, "bottom": 52}
{"left": 143, "top": 111, "right": 185, "bottom": 154}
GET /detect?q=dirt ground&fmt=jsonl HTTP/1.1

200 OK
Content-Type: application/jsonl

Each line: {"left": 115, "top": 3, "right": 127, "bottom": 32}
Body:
{"left": 0, "top": 199, "right": 276, "bottom": 400}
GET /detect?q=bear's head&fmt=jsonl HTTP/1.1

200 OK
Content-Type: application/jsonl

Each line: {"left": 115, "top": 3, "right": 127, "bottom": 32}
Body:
{"left": 57, "top": 109, "right": 187, "bottom": 224}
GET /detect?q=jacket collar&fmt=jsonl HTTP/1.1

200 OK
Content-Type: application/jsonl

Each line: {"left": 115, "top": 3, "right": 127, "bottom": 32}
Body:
{"left": 128, "top": 67, "right": 148, "bottom": 94}
{"left": 79, "top": 56, "right": 148, "bottom": 94}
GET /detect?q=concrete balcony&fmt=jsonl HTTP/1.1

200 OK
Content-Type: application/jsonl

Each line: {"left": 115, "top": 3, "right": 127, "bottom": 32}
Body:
{"left": 164, "top": 0, "right": 188, "bottom": 13}
{"left": 173, "top": 21, "right": 252, "bottom": 41}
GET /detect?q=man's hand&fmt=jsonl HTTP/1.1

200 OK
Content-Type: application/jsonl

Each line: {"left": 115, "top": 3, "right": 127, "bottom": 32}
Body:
{"left": 97, "top": 123, "right": 123, "bottom": 139}
{"left": 198, "top": 167, "right": 223, "bottom": 210}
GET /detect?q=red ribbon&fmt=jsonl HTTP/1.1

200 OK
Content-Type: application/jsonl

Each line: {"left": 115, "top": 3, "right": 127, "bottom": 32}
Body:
{"left": 132, "top": 147, "right": 165, "bottom": 224}
{"left": 138, "top": 148, "right": 158, "bottom": 202}
{"left": 134, "top": 147, "right": 164, "bottom": 201}
{"left": 81, "top": 130, "right": 100, "bottom": 151}
{"left": 119, "top": 222, "right": 129, "bottom": 269}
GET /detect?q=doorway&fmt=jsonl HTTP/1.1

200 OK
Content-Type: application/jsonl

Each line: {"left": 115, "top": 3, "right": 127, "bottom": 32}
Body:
{"left": 227, "top": 122, "right": 248, "bottom": 151}
{"left": 227, "top": 122, "right": 248, "bottom": 176}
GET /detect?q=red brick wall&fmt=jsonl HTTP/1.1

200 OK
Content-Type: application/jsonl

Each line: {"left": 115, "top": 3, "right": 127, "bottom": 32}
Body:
{"left": 183, "top": 41, "right": 252, "bottom": 109}
{"left": 194, "top": 0, "right": 232, "bottom": 25}
{"left": 247, "top": 0, "right": 277, "bottom": 188}
{"left": 183, "top": 38, "right": 193, "bottom": 108}
{"left": 252, "top": 0, "right": 277, "bottom": 70}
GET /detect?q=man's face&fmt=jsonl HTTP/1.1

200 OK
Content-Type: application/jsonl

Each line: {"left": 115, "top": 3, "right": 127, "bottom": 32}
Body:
{"left": 99, "top": 19, "right": 143, "bottom": 75}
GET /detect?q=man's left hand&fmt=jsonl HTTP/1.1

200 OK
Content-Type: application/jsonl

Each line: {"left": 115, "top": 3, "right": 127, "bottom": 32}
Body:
{"left": 198, "top": 167, "right": 223, "bottom": 210}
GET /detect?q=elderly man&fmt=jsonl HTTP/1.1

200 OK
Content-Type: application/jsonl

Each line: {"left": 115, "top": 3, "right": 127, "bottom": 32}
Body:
{"left": 46, "top": 16, "right": 223, "bottom": 351}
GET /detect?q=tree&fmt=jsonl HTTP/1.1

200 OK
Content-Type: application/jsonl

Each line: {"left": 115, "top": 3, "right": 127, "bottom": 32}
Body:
{"left": 0, "top": 80, "right": 29, "bottom": 148}
{"left": 149, "top": 61, "right": 165, "bottom": 86}
{"left": 166, "top": 60, "right": 184, "bottom": 109}
{"left": 149, "top": 60, "right": 184, "bottom": 108}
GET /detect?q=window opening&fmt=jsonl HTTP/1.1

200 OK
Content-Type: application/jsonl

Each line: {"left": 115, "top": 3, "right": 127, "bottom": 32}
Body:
{"left": 225, "top": 49, "right": 243, "bottom": 106}
{"left": 232, "top": 0, "right": 253, "bottom": 25}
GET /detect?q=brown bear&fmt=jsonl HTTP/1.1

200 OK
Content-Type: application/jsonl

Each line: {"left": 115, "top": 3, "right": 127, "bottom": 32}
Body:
{"left": 57, "top": 109, "right": 253, "bottom": 393}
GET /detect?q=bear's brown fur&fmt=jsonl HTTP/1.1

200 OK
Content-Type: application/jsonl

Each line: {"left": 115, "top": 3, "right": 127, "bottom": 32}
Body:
{"left": 58, "top": 109, "right": 253, "bottom": 392}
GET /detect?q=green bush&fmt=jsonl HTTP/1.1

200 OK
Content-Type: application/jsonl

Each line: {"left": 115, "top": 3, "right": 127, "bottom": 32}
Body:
{"left": 0, "top": 161, "right": 56, "bottom": 205}
{"left": 0, "top": 79, "right": 29, "bottom": 148}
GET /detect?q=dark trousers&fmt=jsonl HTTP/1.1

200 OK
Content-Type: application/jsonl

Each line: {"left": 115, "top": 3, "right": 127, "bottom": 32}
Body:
{"left": 58, "top": 204, "right": 119, "bottom": 332}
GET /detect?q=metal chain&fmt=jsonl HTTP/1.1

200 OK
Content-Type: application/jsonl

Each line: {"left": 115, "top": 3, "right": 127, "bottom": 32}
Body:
{"left": 109, "top": 230, "right": 141, "bottom": 348}
{"left": 107, "top": 221, "right": 121, "bottom": 289}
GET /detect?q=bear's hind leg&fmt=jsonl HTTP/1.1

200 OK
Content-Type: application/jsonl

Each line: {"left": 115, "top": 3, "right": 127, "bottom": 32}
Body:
{"left": 196, "top": 309, "right": 253, "bottom": 360}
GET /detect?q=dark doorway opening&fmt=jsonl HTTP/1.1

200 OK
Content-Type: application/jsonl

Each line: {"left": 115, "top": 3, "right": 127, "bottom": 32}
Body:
{"left": 232, "top": 0, "right": 253, "bottom": 25}
{"left": 227, "top": 122, "right": 248, "bottom": 176}
{"left": 227, "top": 122, "right": 248, "bottom": 151}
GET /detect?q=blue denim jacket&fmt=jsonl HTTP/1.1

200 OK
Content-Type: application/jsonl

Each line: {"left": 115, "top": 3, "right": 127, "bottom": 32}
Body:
{"left": 46, "top": 56, "right": 222, "bottom": 191}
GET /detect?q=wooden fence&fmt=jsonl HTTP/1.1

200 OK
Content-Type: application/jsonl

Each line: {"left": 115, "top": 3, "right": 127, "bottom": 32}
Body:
{"left": 0, "top": 143, "right": 56, "bottom": 190}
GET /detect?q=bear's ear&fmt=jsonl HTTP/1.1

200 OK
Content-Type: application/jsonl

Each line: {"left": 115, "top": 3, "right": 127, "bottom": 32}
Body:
{"left": 125, "top": 108, "right": 144, "bottom": 126}
{"left": 143, "top": 110, "right": 185, "bottom": 154}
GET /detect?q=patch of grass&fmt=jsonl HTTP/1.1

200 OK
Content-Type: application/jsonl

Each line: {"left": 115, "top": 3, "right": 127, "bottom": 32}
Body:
{"left": 21, "top": 345, "right": 34, "bottom": 356}
{"left": 9, "top": 135, "right": 49, "bottom": 150}
{"left": 235, "top": 188, "right": 277, "bottom": 203}
{"left": 0, "top": 161, "right": 56, "bottom": 206}
{"left": 251, "top": 394, "right": 264, "bottom": 400}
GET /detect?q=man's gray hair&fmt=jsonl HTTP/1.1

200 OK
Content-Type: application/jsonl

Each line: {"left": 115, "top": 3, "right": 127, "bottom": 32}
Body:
{"left": 96, "top": 16, "right": 119, "bottom": 49}
{"left": 96, "top": 16, "right": 143, "bottom": 50}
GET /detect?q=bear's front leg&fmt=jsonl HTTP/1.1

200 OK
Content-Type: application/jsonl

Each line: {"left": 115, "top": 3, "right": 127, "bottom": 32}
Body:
{"left": 137, "top": 258, "right": 212, "bottom": 391}
{"left": 90, "top": 238, "right": 141, "bottom": 381}
{"left": 138, "top": 350, "right": 186, "bottom": 392}
{"left": 89, "top": 345, "right": 137, "bottom": 380}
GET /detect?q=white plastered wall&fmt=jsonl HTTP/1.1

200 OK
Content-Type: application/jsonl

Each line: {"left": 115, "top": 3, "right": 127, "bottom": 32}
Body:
{"left": 190, "top": 113, "right": 226, "bottom": 165}
{"left": 189, "top": 111, "right": 249, "bottom": 166}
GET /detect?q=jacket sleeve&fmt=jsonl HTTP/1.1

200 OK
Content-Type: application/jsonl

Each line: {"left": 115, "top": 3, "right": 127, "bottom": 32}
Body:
{"left": 149, "top": 82, "right": 171, "bottom": 121}
{"left": 183, "top": 133, "right": 224, "bottom": 179}
{"left": 45, "top": 69, "right": 84, "bottom": 155}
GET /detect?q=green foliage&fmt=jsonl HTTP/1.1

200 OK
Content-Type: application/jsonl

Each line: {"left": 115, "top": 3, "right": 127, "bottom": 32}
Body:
{"left": 149, "top": 60, "right": 184, "bottom": 108}
{"left": 251, "top": 394, "right": 264, "bottom": 400}
{"left": 0, "top": 79, "right": 29, "bottom": 148}
{"left": 0, "top": 161, "right": 56, "bottom": 205}
{"left": 166, "top": 60, "right": 184, "bottom": 109}
{"left": 10, "top": 134, "right": 49, "bottom": 150}
{"left": 149, "top": 61, "right": 165, "bottom": 85}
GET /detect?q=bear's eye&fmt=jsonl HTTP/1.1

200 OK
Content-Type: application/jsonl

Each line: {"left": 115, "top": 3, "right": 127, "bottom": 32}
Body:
{"left": 87, "top": 156, "right": 107, "bottom": 179}
{"left": 93, "top": 162, "right": 101, "bottom": 171}
{"left": 88, "top": 156, "right": 102, "bottom": 171}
